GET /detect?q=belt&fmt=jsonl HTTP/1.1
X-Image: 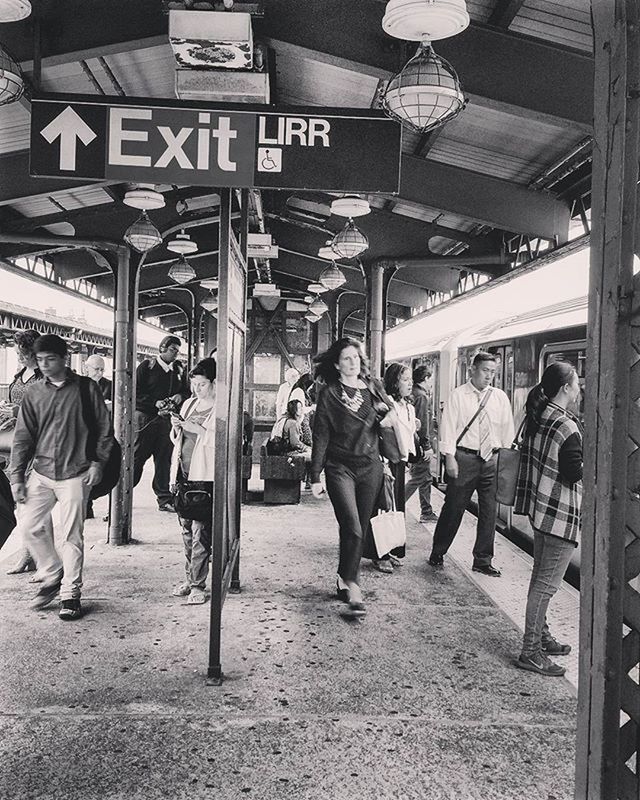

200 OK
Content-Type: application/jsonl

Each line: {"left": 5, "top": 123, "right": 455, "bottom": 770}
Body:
{"left": 456, "top": 446, "right": 500, "bottom": 456}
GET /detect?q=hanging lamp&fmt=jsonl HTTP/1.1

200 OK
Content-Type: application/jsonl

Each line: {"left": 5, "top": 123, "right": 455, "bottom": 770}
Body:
{"left": 305, "top": 311, "right": 321, "bottom": 323}
{"left": 0, "top": 0, "right": 31, "bottom": 21}
{"left": 309, "top": 296, "right": 329, "bottom": 316}
{"left": 201, "top": 292, "right": 218, "bottom": 312}
{"left": 0, "top": 45, "right": 25, "bottom": 105}
{"left": 331, "top": 218, "right": 369, "bottom": 259}
{"left": 168, "top": 256, "right": 196, "bottom": 285}
{"left": 166, "top": 229, "right": 198, "bottom": 255}
{"left": 124, "top": 211, "right": 162, "bottom": 253}
{"left": 319, "top": 262, "right": 347, "bottom": 290}
{"left": 382, "top": 40, "right": 466, "bottom": 134}
{"left": 307, "top": 282, "right": 328, "bottom": 294}
{"left": 123, "top": 184, "right": 165, "bottom": 210}
{"left": 381, "top": 0, "right": 469, "bottom": 42}
{"left": 330, "top": 195, "right": 371, "bottom": 218}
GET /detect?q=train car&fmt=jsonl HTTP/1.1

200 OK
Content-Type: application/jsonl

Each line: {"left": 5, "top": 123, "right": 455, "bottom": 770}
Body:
{"left": 387, "top": 294, "right": 588, "bottom": 587}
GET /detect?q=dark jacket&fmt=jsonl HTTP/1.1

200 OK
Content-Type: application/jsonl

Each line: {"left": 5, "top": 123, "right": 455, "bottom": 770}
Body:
{"left": 97, "top": 376, "right": 112, "bottom": 402}
{"left": 310, "top": 378, "right": 388, "bottom": 483}
{"left": 411, "top": 383, "right": 433, "bottom": 449}
{"left": 135, "top": 358, "right": 189, "bottom": 416}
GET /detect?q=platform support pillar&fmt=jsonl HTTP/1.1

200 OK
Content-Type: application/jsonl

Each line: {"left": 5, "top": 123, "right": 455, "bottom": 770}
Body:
{"left": 576, "top": 1, "right": 640, "bottom": 797}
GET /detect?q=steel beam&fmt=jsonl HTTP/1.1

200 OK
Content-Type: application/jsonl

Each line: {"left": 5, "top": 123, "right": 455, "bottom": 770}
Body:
{"left": 488, "top": 0, "right": 527, "bottom": 29}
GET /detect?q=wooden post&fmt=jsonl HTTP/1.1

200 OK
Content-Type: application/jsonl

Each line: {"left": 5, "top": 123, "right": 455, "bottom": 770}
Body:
{"left": 576, "top": 1, "right": 640, "bottom": 796}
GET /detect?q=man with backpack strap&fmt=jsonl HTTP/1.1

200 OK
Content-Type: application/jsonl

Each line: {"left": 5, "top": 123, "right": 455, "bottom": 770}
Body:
{"left": 10, "top": 335, "right": 112, "bottom": 620}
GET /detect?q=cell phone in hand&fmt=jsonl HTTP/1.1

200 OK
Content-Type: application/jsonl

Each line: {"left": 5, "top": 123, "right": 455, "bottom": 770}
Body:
{"left": 171, "top": 412, "right": 184, "bottom": 421}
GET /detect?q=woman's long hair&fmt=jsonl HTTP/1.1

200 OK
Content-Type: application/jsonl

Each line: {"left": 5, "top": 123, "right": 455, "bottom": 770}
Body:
{"left": 313, "top": 338, "right": 370, "bottom": 385}
{"left": 292, "top": 372, "right": 314, "bottom": 402}
{"left": 384, "top": 362, "right": 411, "bottom": 401}
{"left": 524, "top": 361, "right": 577, "bottom": 438}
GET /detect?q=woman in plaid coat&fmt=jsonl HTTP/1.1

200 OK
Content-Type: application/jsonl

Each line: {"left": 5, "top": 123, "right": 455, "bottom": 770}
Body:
{"left": 514, "top": 362, "right": 582, "bottom": 677}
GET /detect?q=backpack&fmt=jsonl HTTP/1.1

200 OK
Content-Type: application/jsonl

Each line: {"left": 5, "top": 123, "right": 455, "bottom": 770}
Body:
{"left": 78, "top": 377, "right": 122, "bottom": 500}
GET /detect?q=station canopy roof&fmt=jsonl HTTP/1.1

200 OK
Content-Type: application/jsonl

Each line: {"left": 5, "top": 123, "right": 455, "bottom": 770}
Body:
{"left": 0, "top": 0, "right": 594, "bottom": 336}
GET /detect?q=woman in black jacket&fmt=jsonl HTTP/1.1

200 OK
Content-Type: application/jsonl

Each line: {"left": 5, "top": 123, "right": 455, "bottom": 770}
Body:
{"left": 310, "top": 338, "right": 393, "bottom": 617}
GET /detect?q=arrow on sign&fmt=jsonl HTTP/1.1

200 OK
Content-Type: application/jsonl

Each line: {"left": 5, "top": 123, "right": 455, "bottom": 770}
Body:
{"left": 40, "top": 106, "right": 97, "bottom": 171}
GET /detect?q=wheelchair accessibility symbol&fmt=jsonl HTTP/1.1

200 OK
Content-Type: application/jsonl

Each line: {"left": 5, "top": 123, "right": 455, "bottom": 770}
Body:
{"left": 257, "top": 147, "right": 282, "bottom": 172}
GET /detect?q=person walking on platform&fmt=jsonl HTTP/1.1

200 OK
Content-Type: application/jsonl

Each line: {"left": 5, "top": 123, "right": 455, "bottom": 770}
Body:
{"left": 170, "top": 358, "right": 216, "bottom": 605}
{"left": 275, "top": 367, "right": 300, "bottom": 420}
{"left": 514, "top": 362, "right": 582, "bottom": 677}
{"left": 133, "top": 336, "right": 189, "bottom": 512}
{"left": 378, "top": 362, "right": 417, "bottom": 570}
{"left": 310, "top": 338, "right": 393, "bottom": 617}
{"left": 404, "top": 364, "right": 438, "bottom": 523}
{"left": 429, "top": 351, "right": 514, "bottom": 576}
{"left": 85, "top": 354, "right": 112, "bottom": 405}
{"left": 10, "top": 334, "right": 112, "bottom": 620}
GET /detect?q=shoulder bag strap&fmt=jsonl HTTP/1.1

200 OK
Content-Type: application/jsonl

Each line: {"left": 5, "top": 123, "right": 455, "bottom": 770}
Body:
{"left": 78, "top": 376, "right": 98, "bottom": 460}
{"left": 456, "top": 388, "right": 493, "bottom": 446}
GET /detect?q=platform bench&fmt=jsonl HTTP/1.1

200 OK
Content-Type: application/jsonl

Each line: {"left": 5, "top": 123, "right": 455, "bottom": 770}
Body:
{"left": 259, "top": 446, "right": 306, "bottom": 504}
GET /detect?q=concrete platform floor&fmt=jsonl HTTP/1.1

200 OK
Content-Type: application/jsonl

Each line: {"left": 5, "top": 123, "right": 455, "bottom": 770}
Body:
{"left": 0, "top": 470, "right": 576, "bottom": 800}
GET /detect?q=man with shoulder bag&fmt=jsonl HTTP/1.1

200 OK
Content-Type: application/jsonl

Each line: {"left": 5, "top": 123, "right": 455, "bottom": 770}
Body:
{"left": 428, "top": 351, "right": 514, "bottom": 576}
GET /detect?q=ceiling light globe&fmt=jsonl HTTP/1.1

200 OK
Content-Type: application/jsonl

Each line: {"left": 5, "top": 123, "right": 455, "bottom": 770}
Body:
{"left": 319, "top": 263, "right": 347, "bottom": 290}
{"left": 0, "top": 0, "right": 31, "bottom": 21}
{"left": 331, "top": 219, "right": 369, "bottom": 260}
{"left": 307, "top": 282, "right": 328, "bottom": 294}
{"left": 0, "top": 45, "right": 25, "bottom": 105}
{"left": 168, "top": 256, "right": 196, "bottom": 285}
{"left": 200, "top": 293, "right": 218, "bottom": 312}
{"left": 305, "top": 311, "right": 321, "bottom": 323}
{"left": 309, "top": 297, "right": 329, "bottom": 316}
{"left": 167, "top": 231, "right": 198, "bottom": 254}
{"left": 330, "top": 195, "right": 371, "bottom": 218}
{"left": 124, "top": 211, "right": 162, "bottom": 253}
{"left": 382, "top": 0, "right": 469, "bottom": 42}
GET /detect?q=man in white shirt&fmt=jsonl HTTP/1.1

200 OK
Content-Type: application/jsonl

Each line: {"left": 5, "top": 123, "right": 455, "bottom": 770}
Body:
{"left": 429, "top": 351, "right": 514, "bottom": 576}
{"left": 275, "top": 367, "right": 299, "bottom": 419}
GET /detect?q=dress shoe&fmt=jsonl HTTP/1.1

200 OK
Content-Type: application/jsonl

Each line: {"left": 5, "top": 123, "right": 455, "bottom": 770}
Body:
{"left": 472, "top": 564, "right": 502, "bottom": 577}
{"left": 428, "top": 555, "right": 444, "bottom": 569}
{"left": 59, "top": 599, "right": 83, "bottom": 621}
{"left": 336, "top": 579, "right": 350, "bottom": 603}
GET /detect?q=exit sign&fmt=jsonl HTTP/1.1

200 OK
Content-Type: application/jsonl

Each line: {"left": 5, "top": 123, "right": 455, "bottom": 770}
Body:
{"left": 30, "top": 94, "right": 402, "bottom": 193}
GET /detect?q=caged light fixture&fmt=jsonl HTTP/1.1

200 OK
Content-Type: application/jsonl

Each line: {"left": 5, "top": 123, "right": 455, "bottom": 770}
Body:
{"left": 305, "top": 311, "right": 321, "bottom": 323}
{"left": 200, "top": 292, "right": 218, "bottom": 313}
{"left": 124, "top": 211, "right": 162, "bottom": 253}
{"left": 382, "top": 40, "right": 466, "bottom": 134}
{"left": 308, "top": 295, "right": 329, "bottom": 317}
{"left": 0, "top": 44, "right": 25, "bottom": 105}
{"left": 319, "top": 262, "right": 347, "bottom": 291}
{"left": 331, "top": 218, "right": 369, "bottom": 260}
{"left": 168, "top": 255, "right": 196, "bottom": 285}
{"left": 166, "top": 230, "right": 198, "bottom": 255}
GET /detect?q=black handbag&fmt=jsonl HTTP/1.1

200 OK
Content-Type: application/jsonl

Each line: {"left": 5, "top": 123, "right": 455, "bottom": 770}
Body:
{"left": 407, "top": 433, "right": 425, "bottom": 464}
{"left": 495, "top": 418, "right": 527, "bottom": 506}
{"left": 173, "top": 479, "right": 213, "bottom": 522}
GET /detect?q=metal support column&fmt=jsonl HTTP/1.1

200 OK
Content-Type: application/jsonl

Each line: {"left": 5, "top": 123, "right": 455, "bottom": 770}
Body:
{"left": 576, "top": 1, "right": 640, "bottom": 797}
{"left": 109, "top": 247, "right": 138, "bottom": 546}
{"left": 364, "top": 262, "right": 385, "bottom": 378}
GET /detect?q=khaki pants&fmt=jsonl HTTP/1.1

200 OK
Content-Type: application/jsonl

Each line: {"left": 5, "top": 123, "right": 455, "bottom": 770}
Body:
{"left": 20, "top": 471, "right": 89, "bottom": 600}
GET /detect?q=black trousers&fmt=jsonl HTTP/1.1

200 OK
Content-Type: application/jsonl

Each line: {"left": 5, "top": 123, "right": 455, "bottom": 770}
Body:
{"left": 132, "top": 412, "right": 174, "bottom": 507}
{"left": 430, "top": 449, "right": 498, "bottom": 567}
{"left": 325, "top": 457, "right": 384, "bottom": 583}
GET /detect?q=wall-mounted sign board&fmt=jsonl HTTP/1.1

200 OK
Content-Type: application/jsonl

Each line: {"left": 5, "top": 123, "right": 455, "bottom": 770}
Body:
{"left": 30, "top": 94, "right": 402, "bottom": 193}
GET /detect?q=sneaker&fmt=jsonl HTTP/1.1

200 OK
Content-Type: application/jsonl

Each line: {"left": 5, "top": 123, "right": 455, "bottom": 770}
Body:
{"left": 30, "top": 577, "right": 62, "bottom": 609}
{"left": 419, "top": 512, "right": 439, "bottom": 523}
{"left": 186, "top": 587, "right": 206, "bottom": 605}
{"left": 428, "top": 555, "right": 444, "bottom": 569}
{"left": 372, "top": 559, "right": 394, "bottom": 574}
{"left": 541, "top": 637, "right": 572, "bottom": 656}
{"left": 172, "top": 582, "right": 191, "bottom": 597}
{"left": 59, "top": 599, "right": 83, "bottom": 621}
{"left": 515, "top": 652, "right": 566, "bottom": 677}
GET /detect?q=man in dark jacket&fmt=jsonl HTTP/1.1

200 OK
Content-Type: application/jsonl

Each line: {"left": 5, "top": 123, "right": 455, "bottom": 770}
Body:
{"left": 10, "top": 334, "right": 112, "bottom": 620}
{"left": 404, "top": 365, "right": 438, "bottom": 523}
{"left": 132, "top": 336, "right": 189, "bottom": 511}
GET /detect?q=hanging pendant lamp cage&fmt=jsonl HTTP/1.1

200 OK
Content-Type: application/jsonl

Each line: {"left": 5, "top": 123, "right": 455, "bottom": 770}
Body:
{"left": 201, "top": 292, "right": 218, "bottom": 312}
{"left": 382, "top": 42, "right": 466, "bottom": 134}
{"left": 305, "top": 311, "right": 321, "bottom": 323}
{"left": 167, "top": 230, "right": 198, "bottom": 255}
{"left": 309, "top": 296, "right": 329, "bottom": 316}
{"left": 124, "top": 211, "right": 162, "bottom": 253}
{"left": 331, "top": 218, "right": 369, "bottom": 260}
{"left": 168, "top": 255, "right": 196, "bottom": 285}
{"left": 0, "top": 45, "right": 25, "bottom": 106}
{"left": 319, "top": 262, "right": 347, "bottom": 290}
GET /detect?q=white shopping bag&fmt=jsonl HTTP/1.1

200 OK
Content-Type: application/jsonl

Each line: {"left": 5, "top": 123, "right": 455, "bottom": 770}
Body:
{"left": 370, "top": 510, "right": 406, "bottom": 558}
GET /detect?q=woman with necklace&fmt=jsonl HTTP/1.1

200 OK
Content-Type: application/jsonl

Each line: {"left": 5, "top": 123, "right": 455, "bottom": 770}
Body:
{"left": 311, "top": 338, "right": 395, "bottom": 617}
{"left": 169, "top": 358, "right": 216, "bottom": 605}
{"left": 514, "top": 361, "right": 582, "bottom": 677}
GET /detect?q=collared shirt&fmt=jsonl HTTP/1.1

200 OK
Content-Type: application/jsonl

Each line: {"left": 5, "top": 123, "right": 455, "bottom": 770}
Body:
{"left": 439, "top": 381, "right": 515, "bottom": 456}
{"left": 155, "top": 356, "right": 173, "bottom": 373}
{"left": 10, "top": 370, "right": 112, "bottom": 484}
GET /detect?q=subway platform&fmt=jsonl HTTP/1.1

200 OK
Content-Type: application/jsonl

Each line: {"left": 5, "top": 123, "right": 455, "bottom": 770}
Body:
{"left": 0, "top": 468, "right": 577, "bottom": 800}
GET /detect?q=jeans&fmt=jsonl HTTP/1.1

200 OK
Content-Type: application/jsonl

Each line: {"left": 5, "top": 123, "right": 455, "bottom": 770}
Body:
{"left": 404, "top": 458, "right": 433, "bottom": 516}
{"left": 521, "top": 529, "right": 576, "bottom": 657}
{"left": 430, "top": 449, "right": 498, "bottom": 566}
{"left": 325, "top": 457, "right": 384, "bottom": 584}
{"left": 20, "top": 471, "right": 89, "bottom": 600}
{"left": 179, "top": 516, "right": 212, "bottom": 589}
{"left": 133, "top": 412, "right": 174, "bottom": 507}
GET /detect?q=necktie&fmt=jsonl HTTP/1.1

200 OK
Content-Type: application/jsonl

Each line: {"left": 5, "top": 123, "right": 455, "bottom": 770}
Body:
{"left": 478, "top": 395, "right": 493, "bottom": 461}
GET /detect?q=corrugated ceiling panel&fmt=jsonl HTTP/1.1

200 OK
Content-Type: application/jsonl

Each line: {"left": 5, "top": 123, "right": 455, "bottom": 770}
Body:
{"left": 0, "top": 102, "right": 30, "bottom": 155}
{"left": 466, "top": 0, "right": 495, "bottom": 23}
{"left": 11, "top": 186, "right": 114, "bottom": 218}
{"left": 104, "top": 45, "right": 177, "bottom": 98}
{"left": 425, "top": 103, "right": 584, "bottom": 183}
{"left": 510, "top": 0, "right": 592, "bottom": 52}
{"left": 38, "top": 61, "right": 102, "bottom": 94}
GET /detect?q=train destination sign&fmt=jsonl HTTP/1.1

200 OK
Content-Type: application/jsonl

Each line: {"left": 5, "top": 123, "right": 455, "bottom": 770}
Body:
{"left": 30, "top": 94, "right": 402, "bottom": 193}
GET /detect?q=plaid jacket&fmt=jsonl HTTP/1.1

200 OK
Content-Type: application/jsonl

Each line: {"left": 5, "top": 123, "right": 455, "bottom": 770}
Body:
{"left": 514, "top": 403, "right": 582, "bottom": 542}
